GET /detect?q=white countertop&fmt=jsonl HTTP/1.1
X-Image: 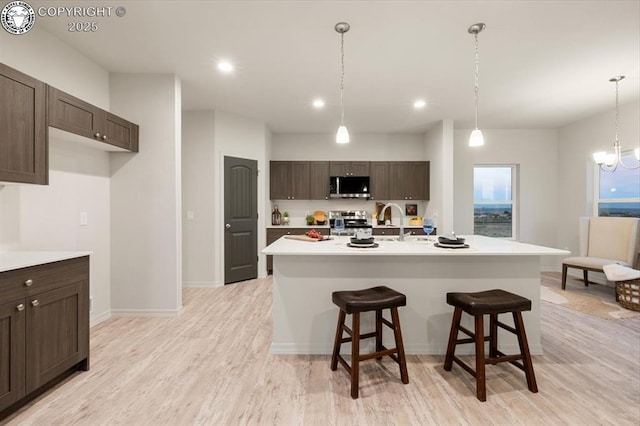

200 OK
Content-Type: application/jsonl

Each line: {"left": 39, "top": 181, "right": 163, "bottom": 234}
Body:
{"left": 0, "top": 251, "right": 92, "bottom": 273}
{"left": 262, "top": 235, "right": 569, "bottom": 256}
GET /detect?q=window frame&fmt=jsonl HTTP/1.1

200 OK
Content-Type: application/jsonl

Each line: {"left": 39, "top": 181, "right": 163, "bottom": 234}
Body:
{"left": 593, "top": 150, "right": 640, "bottom": 218}
{"left": 473, "top": 164, "right": 518, "bottom": 240}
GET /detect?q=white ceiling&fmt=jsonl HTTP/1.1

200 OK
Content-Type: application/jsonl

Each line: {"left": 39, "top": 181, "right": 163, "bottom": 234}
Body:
{"left": 31, "top": 0, "right": 640, "bottom": 134}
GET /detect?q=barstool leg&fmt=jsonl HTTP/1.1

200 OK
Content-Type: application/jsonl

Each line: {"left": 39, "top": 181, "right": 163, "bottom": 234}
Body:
{"left": 474, "top": 314, "right": 486, "bottom": 402}
{"left": 351, "top": 312, "right": 361, "bottom": 399}
{"left": 375, "top": 309, "right": 383, "bottom": 360}
{"left": 390, "top": 307, "right": 409, "bottom": 384}
{"left": 444, "top": 308, "right": 462, "bottom": 371}
{"left": 489, "top": 313, "right": 498, "bottom": 359}
{"left": 331, "top": 310, "right": 346, "bottom": 371}
{"left": 513, "top": 312, "right": 538, "bottom": 393}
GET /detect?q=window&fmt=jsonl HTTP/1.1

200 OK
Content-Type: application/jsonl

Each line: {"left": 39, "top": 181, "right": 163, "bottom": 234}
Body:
{"left": 596, "top": 151, "right": 640, "bottom": 218}
{"left": 474, "top": 166, "right": 517, "bottom": 238}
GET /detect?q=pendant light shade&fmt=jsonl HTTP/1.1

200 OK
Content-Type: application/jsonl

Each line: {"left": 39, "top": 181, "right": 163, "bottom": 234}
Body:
{"left": 469, "top": 129, "right": 484, "bottom": 147}
{"left": 336, "top": 125, "right": 350, "bottom": 144}
{"left": 335, "top": 22, "right": 350, "bottom": 144}
{"left": 468, "top": 23, "right": 486, "bottom": 147}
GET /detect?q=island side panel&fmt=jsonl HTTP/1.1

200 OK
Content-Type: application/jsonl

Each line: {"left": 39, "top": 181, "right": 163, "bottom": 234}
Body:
{"left": 271, "top": 254, "right": 542, "bottom": 355}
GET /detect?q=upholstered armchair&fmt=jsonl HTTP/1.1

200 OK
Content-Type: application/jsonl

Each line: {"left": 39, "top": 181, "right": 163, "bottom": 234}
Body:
{"left": 562, "top": 217, "right": 640, "bottom": 290}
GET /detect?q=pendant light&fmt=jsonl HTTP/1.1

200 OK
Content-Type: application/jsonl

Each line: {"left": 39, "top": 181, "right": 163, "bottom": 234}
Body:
{"left": 468, "top": 23, "right": 486, "bottom": 147}
{"left": 335, "top": 22, "right": 350, "bottom": 144}
{"left": 593, "top": 76, "right": 640, "bottom": 171}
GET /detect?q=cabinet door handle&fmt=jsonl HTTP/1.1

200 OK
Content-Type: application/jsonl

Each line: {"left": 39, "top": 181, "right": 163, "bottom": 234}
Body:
{"left": 102, "top": 135, "right": 107, "bottom": 140}
{"left": 225, "top": 223, "right": 231, "bottom": 229}
{"left": 31, "top": 299, "right": 40, "bottom": 307}
{"left": 24, "top": 279, "right": 33, "bottom": 287}
{"left": 16, "top": 303, "right": 25, "bottom": 312}
{"left": 94, "top": 132, "right": 101, "bottom": 139}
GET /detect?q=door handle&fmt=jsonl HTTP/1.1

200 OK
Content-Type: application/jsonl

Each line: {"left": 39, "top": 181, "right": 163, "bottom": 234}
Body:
{"left": 225, "top": 224, "right": 231, "bottom": 229}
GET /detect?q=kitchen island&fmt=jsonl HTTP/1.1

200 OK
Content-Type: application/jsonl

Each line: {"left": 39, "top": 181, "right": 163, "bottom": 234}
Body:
{"left": 262, "top": 235, "right": 569, "bottom": 356}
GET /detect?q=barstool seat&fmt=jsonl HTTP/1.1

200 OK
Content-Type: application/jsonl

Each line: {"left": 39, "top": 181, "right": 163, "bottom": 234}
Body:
{"left": 446, "top": 289, "right": 531, "bottom": 315}
{"left": 444, "top": 289, "right": 538, "bottom": 402}
{"left": 330, "top": 286, "right": 409, "bottom": 399}
{"left": 333, "top": 286, "right": 407, "bottom": 313}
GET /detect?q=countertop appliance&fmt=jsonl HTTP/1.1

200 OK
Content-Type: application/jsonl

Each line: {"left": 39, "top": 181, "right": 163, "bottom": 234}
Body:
{"left": 329, "top": 210, "right": 370, "bottom": 229}
{"left": 329, "top": 176, "right": 370, "bottom": 199}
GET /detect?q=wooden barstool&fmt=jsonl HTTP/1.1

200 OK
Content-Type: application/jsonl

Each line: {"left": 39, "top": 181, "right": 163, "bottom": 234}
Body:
{"left": 330, "top": 286, "right": 409, "bottom": 399}
{"left": 443, "top": 289, "right": 538, "bottom": 402}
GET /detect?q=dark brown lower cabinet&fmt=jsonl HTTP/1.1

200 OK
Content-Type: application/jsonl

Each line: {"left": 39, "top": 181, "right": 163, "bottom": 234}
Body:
{"left": 0, "top": 256, "right": 89, "bottom": 417}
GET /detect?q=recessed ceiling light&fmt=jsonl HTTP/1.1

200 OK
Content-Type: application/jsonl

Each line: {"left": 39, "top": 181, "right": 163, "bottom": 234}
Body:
{"left": 312, "top": 99, "right": 325, "bottom": 109}
{"left": 413, "top": 99, "right": 427, "bottom": 109}
{"left": 217, "top": 60, "right": 234, "bottom": 73}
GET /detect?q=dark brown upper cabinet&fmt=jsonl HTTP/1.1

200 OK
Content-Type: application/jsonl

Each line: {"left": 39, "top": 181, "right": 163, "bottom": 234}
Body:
{"left": 329, "top": 161, "right": 370, "bottom": 176}
{"left": 0, "top": 63, "right": 47, "bottom": 185}
{"left": 389, "top": 161, "right": 430, "bottom": 200}
{"left": 48, "top": 86, "right": 139, "bottom": 152}
{"left": 369, "top": 161, "right": 390, "bottom": 200}
{"left": 309, "top": 161, "right": 330, "bottom": 200}
{"left": 269, "top": 161, "right": 310, "bottom": 200}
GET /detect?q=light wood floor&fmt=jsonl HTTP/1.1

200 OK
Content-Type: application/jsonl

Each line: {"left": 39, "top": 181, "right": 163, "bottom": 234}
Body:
{"left": 3, "top": 274, "right": 639, "bottom": 425}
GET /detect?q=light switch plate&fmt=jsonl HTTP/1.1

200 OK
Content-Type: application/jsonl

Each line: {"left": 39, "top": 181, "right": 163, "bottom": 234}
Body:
{"left": 187, "top": 210, "right": 194, "bottom": 221}
{"left": 80, "top": 212, "right": 88, "bottom": 226}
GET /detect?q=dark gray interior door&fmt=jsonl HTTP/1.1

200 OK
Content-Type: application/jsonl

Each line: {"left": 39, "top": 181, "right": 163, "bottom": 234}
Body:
{"left": 224, "top": 156, "right": 258, "bottom": 284}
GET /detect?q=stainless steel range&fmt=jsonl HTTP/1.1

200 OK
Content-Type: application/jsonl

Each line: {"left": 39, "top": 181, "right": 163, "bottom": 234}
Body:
{"left": 328, "top": 210, "right": 370, "bottom": 230}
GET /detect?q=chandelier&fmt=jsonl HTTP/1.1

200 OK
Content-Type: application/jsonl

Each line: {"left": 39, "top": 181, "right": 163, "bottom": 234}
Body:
{"left": 593, "top": 76, "right": 640, "bottom": 171}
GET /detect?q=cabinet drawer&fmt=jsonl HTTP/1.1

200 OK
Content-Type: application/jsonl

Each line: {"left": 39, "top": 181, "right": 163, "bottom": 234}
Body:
{"left": 0, "top": 257, "right": 89, "bottom": 302}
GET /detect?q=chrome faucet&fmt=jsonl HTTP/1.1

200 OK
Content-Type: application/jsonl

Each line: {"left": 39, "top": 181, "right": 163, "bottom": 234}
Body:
{"left": 381, "top": 203, "right": 406, "bottom": 241}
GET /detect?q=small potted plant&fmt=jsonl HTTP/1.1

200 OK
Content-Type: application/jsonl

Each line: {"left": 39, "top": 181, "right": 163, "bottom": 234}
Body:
{"left": 306, "top": 214, "right": 315, "bottom": 226}
{"left": 282, "top": 211, "right": 290, "bottom": 225}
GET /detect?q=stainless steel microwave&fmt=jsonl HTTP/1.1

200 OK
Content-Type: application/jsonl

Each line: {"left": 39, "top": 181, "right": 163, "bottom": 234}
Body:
{"left": 329, "top": 176, "right": 371, "bottom": 199}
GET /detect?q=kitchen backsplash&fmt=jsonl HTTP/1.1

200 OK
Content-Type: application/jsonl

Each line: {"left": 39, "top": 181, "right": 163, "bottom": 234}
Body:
{"left": 271, "top": 200, "right": 432, "bottom": 227}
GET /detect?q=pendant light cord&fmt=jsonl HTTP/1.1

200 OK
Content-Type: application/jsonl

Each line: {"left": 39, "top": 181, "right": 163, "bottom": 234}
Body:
{"left": 340, "top": 31, "right": 345, "bottom": 126}
{"left": 473, "top": 32, "right": 479, "bottom": 130}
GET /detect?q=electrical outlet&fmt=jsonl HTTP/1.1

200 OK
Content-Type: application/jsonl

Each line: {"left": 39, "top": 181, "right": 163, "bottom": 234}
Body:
{"left": 80, "top": 212, "right": 88, "bottom": 226}
{"left": 187, "top": 210, "right": 194, "bottom": 221}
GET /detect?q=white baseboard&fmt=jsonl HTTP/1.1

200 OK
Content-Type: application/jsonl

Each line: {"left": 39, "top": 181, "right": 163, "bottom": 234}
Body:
{"left": 182, "top": 281, "right": 222, "bottom": 288}
{"left": 90, "top": 310, "right": 112, "bottom": 328}
{"left": 111, "top": 307, "right": 183, "bottom": 318}
{"left": 566, "top": 269, "right": 612, "bottom": 287}
{"left": 270, "top": 342, "right": 543, "bottom": 356}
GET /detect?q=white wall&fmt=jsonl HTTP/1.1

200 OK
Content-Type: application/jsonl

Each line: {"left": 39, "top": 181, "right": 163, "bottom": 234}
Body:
{"left": 213, "top": 111, "right": 269, "bottom": 284}
{"left": 182, "top": 111, "right": 216, "bottom": 286}
{"left": 557, "top": 100, "right": 640, "bottom": 257}
{"left": 0, "top": 27, "right": 112, "bottom": 325}
{"left": 424, "top": 120, "right": 455, "bottom": 233}
{"left": 271, "top": 133, "right": 425, "bottom": 161}
{"left": 453, "top": 129, "right": 560, "bottom": 270}
{"left": 109, "top": 74, "right": 183, "bottom": 314}
{"left": 0, "top": 28, "right": 109, "bottom": 109}
{"left": 181, "top": 110, "right": 269, "bottom": 287}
